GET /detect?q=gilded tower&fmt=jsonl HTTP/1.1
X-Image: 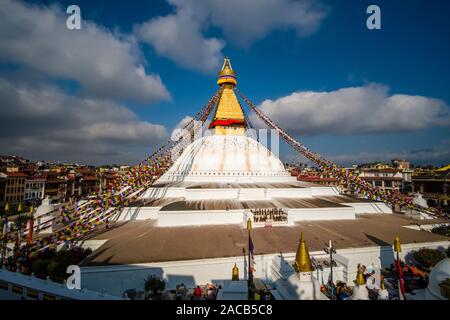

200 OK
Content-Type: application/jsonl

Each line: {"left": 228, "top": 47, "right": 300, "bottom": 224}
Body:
{"left": 293, "top": 232, "right": 314, "bottom": 273}
{"left": 209, "top": 58, "right": 247, "bottom": 135}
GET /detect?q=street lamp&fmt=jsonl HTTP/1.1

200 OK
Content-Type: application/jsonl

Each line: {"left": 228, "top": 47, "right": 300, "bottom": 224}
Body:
{"left": 324, "top": 240, "right": 336, "bottom": 300}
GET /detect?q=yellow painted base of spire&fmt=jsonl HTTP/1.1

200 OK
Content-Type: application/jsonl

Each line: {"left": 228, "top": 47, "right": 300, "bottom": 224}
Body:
{"left": 215, "top": 126, "right": 246, "bottom": 135}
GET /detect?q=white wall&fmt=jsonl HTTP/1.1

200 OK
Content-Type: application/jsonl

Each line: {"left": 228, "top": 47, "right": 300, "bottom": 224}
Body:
{"left": 79, "top": 240, "right": 450, "bottom": 297}
{"left": 287, "top": 207, "right": 356, "bottom": 222}
{"left": 141, "top": 187, "right": 186, "bottom": 198}
{"left": 311, "top": 187, "right": 340, "bottom": 196}
{"left": 266, "top": 188, "right": 312, "bottom": 199}
{"left": 186, "top": 189, "right": 238, "bottom": 200}
{"left": 346, "top": 202, "right": 392, "bottom": 214}
{"left": 156, "top": 210, "right": 243, "bottom": 227}
{"left": 80, "top": 253, "right": 281, "bottom": 296}
{"left": 336, "top": 241, "right": 450, "bottom": 283}
{"left": 116, "top": 207, "right": 159, "bottom": 221}
{"left": 238, "top": 188, "right": 267, "bottom": 200}
{"left": 0, "top": 268, "right": 122, "bottom": 300}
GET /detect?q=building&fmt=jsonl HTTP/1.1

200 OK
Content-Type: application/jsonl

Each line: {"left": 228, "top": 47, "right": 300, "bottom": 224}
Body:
{"left": 357, "top": 168, "right": 403, "bottom": 192}
{"left": 392, "top": 159, "right": 411, "bottom": 170}
{"left": 412, "top": 165, "right": 450, "bottom": 209}
{"left": 24, "top": 177, "right": 46, "bottom": 202}
{"left": 296, "top": 174, "right": 339, "bottom": 187}
{"left": 0, "top": 172, "right": 26, "bottom": 205}
{"left": 44, "top": 176, "right": 67, "bottom": 203}
{"left": 78, "top": 175, "right": 99, "bottom": 195}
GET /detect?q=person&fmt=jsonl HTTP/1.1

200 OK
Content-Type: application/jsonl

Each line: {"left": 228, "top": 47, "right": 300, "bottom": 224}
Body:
{"left": 193, "top": 286, "right": 202, "bottom": 300}
{"left": 206, "top": 288, "right": 214, "bottom": 300}
{"left": 179, "top": 283, "right": 187, "bottom": 298}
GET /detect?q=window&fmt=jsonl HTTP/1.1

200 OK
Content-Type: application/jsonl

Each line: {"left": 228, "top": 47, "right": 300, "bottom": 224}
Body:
{"left": 0, "top": 281, "right": 8, "bottom": 290}
{"left": 12, "top": 285, "right": 23, "bottom": 295}
{"left": 43, "top": 294, "right": 57, "bottom": 300}
{"left": 26, "top": 289, "right": 39, "bottom": 299}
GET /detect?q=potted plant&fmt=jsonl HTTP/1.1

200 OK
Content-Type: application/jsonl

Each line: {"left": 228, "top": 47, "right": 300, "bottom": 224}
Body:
{"left": 412, "top": 248, "right": 446, "bottom": 270}
{"left": 144, "top": 275, "right": 166, "bottom": 300}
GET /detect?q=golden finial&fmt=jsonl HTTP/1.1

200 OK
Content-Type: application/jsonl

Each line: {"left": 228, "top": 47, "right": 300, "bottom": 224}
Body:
{"left": 18, "top": 202, "right": 23, "bottom": 213}
{"left": 4, "top": 202, "right": 9, "bottom": 212}
{"left": 232, "top": 263, "right": 239, "bottom": 281}
{"left": 29, "top": 205, "right": 34, "bottom": 215}
{"left": 355, "top": 264, "right": 366, "bottom": 286}
{"left": 217, "top": 57, "right": 237, "bottom": 86}
{"left": 293, "top": 232, "right": 314, "bottom": 273}
{"left": 394, "top": 236, "right": 401, "bottom": 253}
{"left": 247, "top": 218, "right": 252, "bottom": 231}
{"left": 380, "top": 280, "right": 386, "bottom": 290}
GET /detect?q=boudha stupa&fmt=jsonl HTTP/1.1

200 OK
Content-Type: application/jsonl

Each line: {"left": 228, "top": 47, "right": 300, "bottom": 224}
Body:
{"left": 74, "top": 58, "right": 450, "bottom": 299}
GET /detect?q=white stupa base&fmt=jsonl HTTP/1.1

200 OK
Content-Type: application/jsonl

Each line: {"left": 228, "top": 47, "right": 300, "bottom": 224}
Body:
{"left": 269, "top": 255, "right": 328, "bottom": 300}
{"left": 217, "top": 280, "right": 248, "bottom": 300}
{"left": 378, "top": 289, "right": 389, "bottom": 300}
{"left": 351, "top": 284, "right": 369, "bottom": 300}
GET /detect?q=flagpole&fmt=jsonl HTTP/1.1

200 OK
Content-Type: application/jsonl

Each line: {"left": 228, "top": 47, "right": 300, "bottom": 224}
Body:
{"left": 394, "top": 236, "right": 406, "bottom": 300}
{"left": 1, "top": 204, "right": 9, "bottom": 267}
{"left": 248, "top": 228, "right": 251, "bottom": 283}
{"left": 324, "top": 240, "right": 336, "bottom": 300}
{"left": 247, "top": 218, "right": 253, "bottom": 299}
{"left": 1, "top": 217, "right": 7, "bottom": 267}
{"left": 329, "top": 240, "right": 334, "bottom": 300}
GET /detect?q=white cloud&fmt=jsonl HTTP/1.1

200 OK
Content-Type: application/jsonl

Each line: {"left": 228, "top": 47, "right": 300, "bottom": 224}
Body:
{"left": 0, "top": 79, "right": 168, "bottom": 164}
{"left": 0, "top": 0, "right": 170, "bottom": 103}
{"left": 253, "top": 84, "right": 450, "bottom": 135}
{"left": 135, "top": 0, "right": 327, "bottom": 72}
{"left": 135, "top": 2, "right": 224, "bottom": 73}
{"left": 201, "top": 0, "right": 328, "bottom": 46}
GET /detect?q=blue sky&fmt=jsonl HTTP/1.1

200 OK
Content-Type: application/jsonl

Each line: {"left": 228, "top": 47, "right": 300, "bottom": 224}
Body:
{"left": 0, "top": 0, "right": 449, "bottom": 166}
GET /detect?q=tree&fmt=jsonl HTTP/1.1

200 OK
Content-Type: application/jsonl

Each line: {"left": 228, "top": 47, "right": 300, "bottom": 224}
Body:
{"left": 47, "top": 260, "right": 66, "bottom": 283}
{"left": 431, "top": 225, "right": 450, "bottom": 237}
{"left": 31, "top": 259, "right": 51, "bottom": 279}
{"left": 412, "top": 248, "right": 446, "bottom": 269}
{"left": 144, "top": 275, "right": 165, "bottom": 299}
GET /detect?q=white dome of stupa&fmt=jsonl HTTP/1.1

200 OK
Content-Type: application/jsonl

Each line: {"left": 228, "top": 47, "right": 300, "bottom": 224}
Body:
{"left": 425, "top": 258, "right": 450, "bottom": 300}
{"left": 159, "top": 134, "right": 291, "bottom": 183}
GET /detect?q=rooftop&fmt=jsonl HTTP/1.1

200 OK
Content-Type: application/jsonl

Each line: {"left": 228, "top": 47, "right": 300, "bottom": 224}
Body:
{"left": 2, "top": 172, "right": 27, "bottom": 178}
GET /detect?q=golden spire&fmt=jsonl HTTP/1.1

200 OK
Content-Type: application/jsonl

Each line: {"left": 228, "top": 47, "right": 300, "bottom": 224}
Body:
{"left": 247, "top": 218, "right": 252, "bottom": 231}
{"left": 18, "top": 202, "right": 23, "bottom": 213}
{"left": 217, "top": 57, "right": 237, "bottom": 86}
{"left": 380, "top": 278, "right": 386, "bottom": 290}
{"left": 355, "top": 264, "right": 366, "bottom": 286}
{"left": 394, "top": 236, "right": 401, "bottom": 253}
{"left": 232, "top": 263, "right": 239, "bottom": 281}
{"left": 4, "top": 203, "right": 9, "bottom": 212}
{"left": 293, "top": 232, "right": 314, "bottom": 273}
{"left": 211, "top": 57, "right": 246, "bottom": 135}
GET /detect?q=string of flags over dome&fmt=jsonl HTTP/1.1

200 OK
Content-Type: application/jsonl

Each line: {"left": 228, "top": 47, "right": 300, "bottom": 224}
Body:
{"left": 0, "top": 57, "right": 443, "bottom": 259}
{"left": 235, "top": 88, "right": 440, "bottom": 218}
